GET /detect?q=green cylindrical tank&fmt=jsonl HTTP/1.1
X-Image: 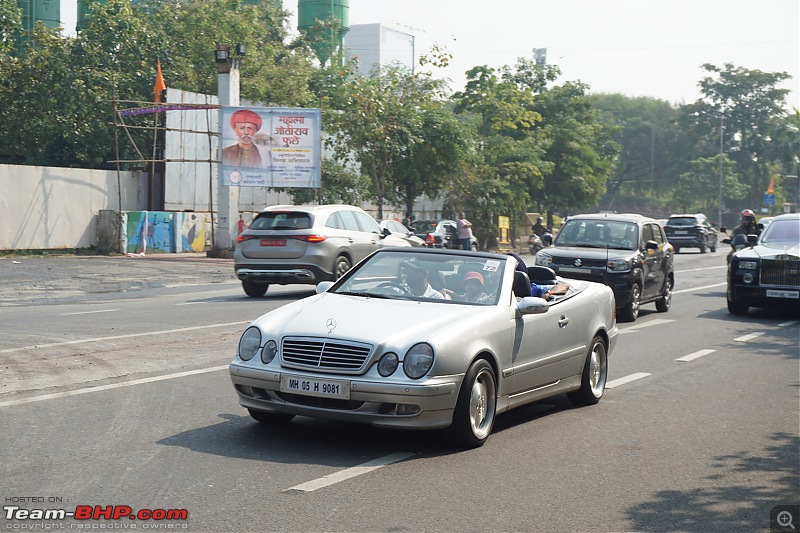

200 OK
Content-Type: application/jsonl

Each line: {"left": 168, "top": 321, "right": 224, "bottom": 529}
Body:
{"left": 297, "top": 0, "right": 349, "bottom": 66}
{"left": 16, "top": 0, "right": 59, "bottom": 53}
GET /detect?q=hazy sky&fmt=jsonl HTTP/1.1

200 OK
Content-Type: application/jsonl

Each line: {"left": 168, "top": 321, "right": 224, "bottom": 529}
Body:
{"left": 60, "top": 0, "right": 799, "bottom": 110}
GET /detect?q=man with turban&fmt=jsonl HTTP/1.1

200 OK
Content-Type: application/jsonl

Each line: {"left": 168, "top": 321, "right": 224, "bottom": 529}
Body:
{"left": 222, "top": 109, "right": 265, "bottom": 168}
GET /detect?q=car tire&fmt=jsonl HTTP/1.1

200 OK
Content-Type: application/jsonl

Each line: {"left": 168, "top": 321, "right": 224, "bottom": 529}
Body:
{"left": 242, "top": 280, "right": 268, "bottom": 297}
{"left": 449, "top": 359, "right": 496, "bottom": 449}
{"left": 699, "top": 243, "right": 707, "bottom": 253}
{"left": 248, "top": 408, "right": 295, "bottom": 425}
{"left": 673, "top": 246, "right": 680, "bottom": 254}
{"left": 655, "top": 276, "right": 673, "bottom": 312}
{"left": 334, "top": 255, "right": 351, "bottom": 280}
{"left": 618, "top": 282, "right": 641, "bottom": 322}
{"left": 727, "top": 296, "right": 749, "bottom": 315}
{"left": 567, "top": 335, "right": 608, "bottom": 406}
{"left": 710, "top": 240, "right": 717, "bottom": 253}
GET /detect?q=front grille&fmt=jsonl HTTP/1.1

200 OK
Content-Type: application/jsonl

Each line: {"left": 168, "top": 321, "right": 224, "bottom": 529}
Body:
{"left": 282, "top": 337, "right": 373, "bottom": 373}
{"left": 761, "top": 259, "right": 800, "bottom": 287}
{"left": 551, "top": 257, "right": 607, "bottom": 268}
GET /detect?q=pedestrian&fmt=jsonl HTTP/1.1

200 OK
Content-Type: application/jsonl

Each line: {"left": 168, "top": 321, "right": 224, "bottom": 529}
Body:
{"left": 456, "top": 212, "right": 473, "bottom": 251}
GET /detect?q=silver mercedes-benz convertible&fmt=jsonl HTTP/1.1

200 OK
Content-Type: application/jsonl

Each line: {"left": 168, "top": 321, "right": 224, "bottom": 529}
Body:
{"left": 229, "top": 247, "right": 618, "bottom": 448}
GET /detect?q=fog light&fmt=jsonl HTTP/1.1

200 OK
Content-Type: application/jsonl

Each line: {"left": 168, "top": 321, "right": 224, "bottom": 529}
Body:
{"left": 743, "top": 273, "right": 754, "bottom": 284}
{"left": 397, "top": 404, "right": 420, "bottom": 415}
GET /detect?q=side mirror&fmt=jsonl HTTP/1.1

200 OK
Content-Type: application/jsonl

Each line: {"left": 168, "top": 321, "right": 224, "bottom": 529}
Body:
{"left": 517, "top": 296, "right": 550, "bottom": 316}
{"left": 757, "top": 222, "right": 764, "bottom": 231}
{"left": 720, "top": 226, "right": 728, "bottom": 234}
{"left": 382, "top": 227, "right": 391, "bottom": 237}
{"left": 316, "top": 281, "right": 335, "bottom": 293}
{"left": 746, "top": 234, "right": 758, "bottom": 245}
{"left": 645, "top": 240, "right": 658, "bottom": 251}
{"left": 542, "top": 233, "right": 553, "bottom": 246}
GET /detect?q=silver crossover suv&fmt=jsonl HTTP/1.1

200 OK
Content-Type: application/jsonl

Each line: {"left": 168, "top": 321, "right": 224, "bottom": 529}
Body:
{"left": 234, "top": 204, "right": 409, "bottom": 296}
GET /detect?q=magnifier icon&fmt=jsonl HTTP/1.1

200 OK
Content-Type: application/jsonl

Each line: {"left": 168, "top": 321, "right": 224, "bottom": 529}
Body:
{"left": 778, "top": 511, "right": 795, "bottom": 529}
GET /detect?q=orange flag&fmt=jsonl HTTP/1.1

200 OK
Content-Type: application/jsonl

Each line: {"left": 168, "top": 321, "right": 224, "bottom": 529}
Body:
{"left": 767, "top": 178, "right": 775, "bottom": 194}
{"left": 153, "top": 59, "right": 167, "bottom": 103}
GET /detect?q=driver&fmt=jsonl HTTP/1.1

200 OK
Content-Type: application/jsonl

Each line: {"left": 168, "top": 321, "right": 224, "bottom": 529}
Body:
{"left": 402, "top": 263, "right": 444, "bottom": 299}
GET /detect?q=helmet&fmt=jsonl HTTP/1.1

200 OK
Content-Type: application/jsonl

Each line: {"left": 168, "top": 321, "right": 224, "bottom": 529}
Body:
{"left": 741, "top": 209, "right": 756, "bottom": 225}
{"left": 536, "top": 216, "right": 544, "bottom": 224}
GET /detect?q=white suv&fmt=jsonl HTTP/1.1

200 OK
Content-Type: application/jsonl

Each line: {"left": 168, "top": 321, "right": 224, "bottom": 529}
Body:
{"left": 234, "top": 205, "right": 409, "bottom": 296}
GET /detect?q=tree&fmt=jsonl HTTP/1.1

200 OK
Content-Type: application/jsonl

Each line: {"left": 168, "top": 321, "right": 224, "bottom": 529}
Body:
{"left": 680, "top": 63, "right": 793, "bottom": 210}
{"left": 326, "top": 62, "right": 458, "bottom": 219}
{"left": 672, "top": 154, "right": 744, "bottom": 213}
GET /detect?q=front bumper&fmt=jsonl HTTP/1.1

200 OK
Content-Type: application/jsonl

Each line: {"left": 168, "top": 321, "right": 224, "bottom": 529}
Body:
{"left": 230, "top": 363, "right": 462, "bottom": 429}
{"left": 551, "top": 267, "right": 634, "bottom": 307}
{"left": 667, "top": 236, "right": 706, "bottom": 247}
{"left": 728, "top": 284, "right": 800, "bottom": 310}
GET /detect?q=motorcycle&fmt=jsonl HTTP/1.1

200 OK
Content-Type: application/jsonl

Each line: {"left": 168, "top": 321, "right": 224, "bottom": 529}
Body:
{"left": 720, "top": 228, "right": 756, "bottom": 264}
{"left": 527, "top": 232, "right": 555, "bottom": 255}
{"left": 527, "top": 233, "right": 544, "bottom": 255}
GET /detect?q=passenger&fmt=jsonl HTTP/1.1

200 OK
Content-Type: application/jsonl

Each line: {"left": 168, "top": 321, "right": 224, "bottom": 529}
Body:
{"left": 461, "top": 271, "right": 493, "bottom": 303}
{"left": 403, "top": 264, "right": 444, "bottom": 299}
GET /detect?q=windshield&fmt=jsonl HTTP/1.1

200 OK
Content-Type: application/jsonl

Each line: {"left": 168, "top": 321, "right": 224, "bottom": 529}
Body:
{"left": 759, "top": 219, "right": 800, "bottom": 244}
{"left": 333, "top": 251, "right": 505, "bottom": 305}
{"left": 555, "top": 220, "right": 639, "bottom": 250}
{"left": 666, "top": 217, "right": 698, "bottom": 227}
{"left": 249, "top": 211, "right": 311, "bottom": 230}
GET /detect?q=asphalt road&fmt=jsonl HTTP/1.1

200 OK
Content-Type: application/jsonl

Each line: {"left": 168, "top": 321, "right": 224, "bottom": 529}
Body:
{"left": 1, "top": 248, "right": 798, "bottom": 533}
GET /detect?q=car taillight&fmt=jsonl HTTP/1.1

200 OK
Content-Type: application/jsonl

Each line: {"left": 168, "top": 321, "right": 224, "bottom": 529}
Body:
{"left": 237, "top": 234, "right": 257, "bottom": 243}
{"left": 425, "top": 233, "right": 435, "bottom": 246}
{"left": 294, "top": 234, "right": 327, "bottom": 243}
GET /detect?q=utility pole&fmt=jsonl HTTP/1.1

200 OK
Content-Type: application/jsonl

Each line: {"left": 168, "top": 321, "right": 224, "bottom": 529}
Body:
{"left": 209, "top": 43, "right": 243, "bottom": 258}
{"left": 718, "top": 113, "right": 724, "bottom": 227}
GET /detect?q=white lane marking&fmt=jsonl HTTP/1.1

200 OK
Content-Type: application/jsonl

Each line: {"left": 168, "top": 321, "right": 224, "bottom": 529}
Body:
{"left": 606, "top": 373, "right": 651, "bottom": 389}
{"left": 176, "top": 300, "right": 228, "bottom": 306}
{"left": 676, "top": 266, "right": 727, "bottom": 273}
{"left": 619, "top": 318, "right": 675, "bottom": 334}
{"left": 676, "top": 349, "right": 716, "bottom": 362}
{"left": 673, "top": 282, "right": 726, "bottom": 295}
{"left": 0, "top": 365, "right": 229, "bottom": 408}
{"left": 60, "top": 309, "right": 120, "bottom": 316}
{"left": 284, "top": 453, "right": 416, "bottom": 493}
{"left": 734, "top": 332, "right": 766, "bottom": 342}
{"left": 778, "top": 321, "right": 798, "bottom": 327}
{"left": 0, "top": 321, "right": 250, "bottom": 354}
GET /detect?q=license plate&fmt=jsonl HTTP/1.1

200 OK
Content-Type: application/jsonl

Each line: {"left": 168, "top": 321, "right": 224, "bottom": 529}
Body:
{"left": 766, "top": 289, "right": 799, "bottom": 299}
{"left": 559, "top": 266, "right": 589, "bottom": 273}
{"left": 280, "top": 375, "right": 350, "bottom": 399}
{"left": 673, "top": 230, "right": 687, "bottom": 235}
{"left": 260, "top": 239, "right": 286, "bottom": 247}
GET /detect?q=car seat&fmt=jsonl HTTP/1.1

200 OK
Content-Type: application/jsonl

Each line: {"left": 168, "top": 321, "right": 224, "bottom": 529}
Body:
{"left": 527, "top": 266, "right": 557, "bottom": 286}
{"left": 513, "top": 271, "right": 532, "bottom": 298}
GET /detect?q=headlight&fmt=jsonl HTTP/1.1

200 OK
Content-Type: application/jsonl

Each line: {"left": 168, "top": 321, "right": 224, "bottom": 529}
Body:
{"left": 535, "top": 253, "right": 552, "bottom": 266}
{"left": 738, "top": 261, "right": 758, "bottom": 270}
{"left": 261, "top": 340, "right": 277, "bottom": 364}
{"left": 607, "top": 258, "right": 632, "bottom": 272}
{"left": 403, "top": 343, "right": 434, "bottom": 379}
{"left": 377, "top": 353, "right": 399, "bottom": 377}
{"left": 238, "top": 327, "right": 262, "bottom": 361}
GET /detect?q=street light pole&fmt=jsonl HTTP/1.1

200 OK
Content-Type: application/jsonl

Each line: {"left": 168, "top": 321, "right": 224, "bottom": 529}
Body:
{"left": 718, "top": 113, "right": 724, "bottom": 227}
{"left": 209, "top": 43, "right": 243, "bottom": 258}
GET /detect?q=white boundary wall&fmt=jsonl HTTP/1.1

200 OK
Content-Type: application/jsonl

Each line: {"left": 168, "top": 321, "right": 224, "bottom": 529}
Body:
{"left": 0, "top": 165, "right": 145, "bottom": 250}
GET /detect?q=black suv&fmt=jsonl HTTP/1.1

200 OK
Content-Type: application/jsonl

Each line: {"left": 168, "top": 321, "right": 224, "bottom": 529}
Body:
{"left": 663, "top": 213, "right": 717, "bottom": 253}
{"left": 535, "top": 213, "right": 674, "bottom": 322}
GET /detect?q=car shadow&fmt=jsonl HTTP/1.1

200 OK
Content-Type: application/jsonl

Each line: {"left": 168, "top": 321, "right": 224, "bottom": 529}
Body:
{"left": 156, "top": 396, "right": 578, "bottom": 463}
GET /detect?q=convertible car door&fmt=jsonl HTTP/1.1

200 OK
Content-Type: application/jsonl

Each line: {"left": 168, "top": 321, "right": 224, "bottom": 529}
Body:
{"left": 509, "top": 293, "right": 588, "bottom": 399}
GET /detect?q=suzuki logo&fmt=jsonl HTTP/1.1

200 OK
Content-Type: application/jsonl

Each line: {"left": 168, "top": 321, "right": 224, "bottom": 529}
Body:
{"left": 574, "top": 258, "right": 583, "bottom": 267}
{"left": 326, "top": 318, "right": 337, "bottom": 332}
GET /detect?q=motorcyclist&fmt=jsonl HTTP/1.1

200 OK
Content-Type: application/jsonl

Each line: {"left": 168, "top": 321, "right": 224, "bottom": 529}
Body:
{"left": 531, "top": 216, "right": 550, "bottom": 238}
{"left": 730, "top": 209, "right": 761, "bottom": 238}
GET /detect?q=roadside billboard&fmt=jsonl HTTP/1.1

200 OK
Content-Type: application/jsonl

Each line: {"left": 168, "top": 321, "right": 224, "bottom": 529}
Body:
{"left": 220, "top": 106, "right": 321, "bottom": 188}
